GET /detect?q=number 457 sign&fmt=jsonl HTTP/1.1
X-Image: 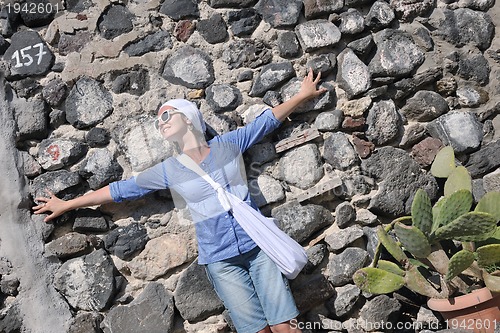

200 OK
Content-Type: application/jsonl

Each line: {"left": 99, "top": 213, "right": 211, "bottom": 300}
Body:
{"left": 4, "top": 30, "right": 55, "bottom": 79}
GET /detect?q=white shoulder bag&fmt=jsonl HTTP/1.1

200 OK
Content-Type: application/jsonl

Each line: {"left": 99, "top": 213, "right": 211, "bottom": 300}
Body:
{"left": 177, "top": 153, "right": 308, "bottom": 279}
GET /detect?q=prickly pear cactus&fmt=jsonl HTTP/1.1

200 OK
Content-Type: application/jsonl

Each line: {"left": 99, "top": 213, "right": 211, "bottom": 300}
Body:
{"left": 434, "top": 212, "right": 497, "bottom": 242}
{"left": 446, "top": 249, "right": 474, "bottom": 281}
{"left": 376, "top": 224, "right": 408, "bottom": 264}
{"left": 431, "top": 146, "right": 456, "bottom": 178}
{"left": 444, "top": 166, "right": 472, "bottom": 196}
{"left": 377, "top": 260, "right": 405, "bottom": 276}
{"left": 412, "top": 189, "right": 433, "bottom": 236}
{"left": 476, "top": 244, "right": 500, "bottom": 267}
{"left": 432, "top": 189, "right": 473, "bottom": 232}
{"left": 394, "top": 222, "right": 431, "bottom": 258}
{"left": 404, "top": 266, "right": 441, "bottom": 298}
{"left": 353, "top": 267, "right": 405, "bottom": 294}
{"left": 475, "top": 192, "right": 500, "bottom": 222}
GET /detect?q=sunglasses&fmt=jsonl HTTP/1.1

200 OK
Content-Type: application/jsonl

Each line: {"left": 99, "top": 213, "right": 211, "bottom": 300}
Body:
{"left": 154, "top": 108, "right": 179, "bottom": 131}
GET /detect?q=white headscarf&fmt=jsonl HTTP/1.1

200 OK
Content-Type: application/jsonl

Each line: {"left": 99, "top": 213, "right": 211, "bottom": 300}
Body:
{"left": 160, "top": 99, "right": 206, "bottom": 133}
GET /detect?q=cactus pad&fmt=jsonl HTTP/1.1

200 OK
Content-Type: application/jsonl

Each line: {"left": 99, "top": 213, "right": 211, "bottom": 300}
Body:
{"left": 434, "top": 212, "right": 497, "bottom": 242}
{"left": 444, "top": 166, "right": 472, "bottom": 196}
{"left": 412, "top": 189, "right": 433, "bottom": 236}
{"left": 476, "top": 244, "right": 500, "bottom": 267}
{"left": 475, "top": 192, "right": 500, "bottom": 222}
{"left": 483, "top": 271, "right": 500, "bottom": 293}
{"left": 394, "top": 222, "right": 431, "bottom": 258}
{"left": 432, "top": 189, "right": 473, "bottom": 231}
{"left": 377, "top": 260, "right": 405, "bottom": 276}
{"left": 353, "top": 267, "right": 405, "bottom": 294}
{"left": 445, "top": 250, "right": 474, "bottom": 281}
{"left": 404, "top": 266, "right": 441, "bottom": 298}
{"left": 377, "top": 225, "right": 408, "bottom": 264}
{"left": 430, "top": 146, "right": 455, "bottom": 178}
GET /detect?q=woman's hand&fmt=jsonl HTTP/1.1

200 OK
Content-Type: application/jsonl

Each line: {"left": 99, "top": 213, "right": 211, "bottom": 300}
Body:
{"left": 33, "top": 190, "right": 69, "bottom": 222}
{"left": 297, "top": 68, "right": 328, "bottom": 100}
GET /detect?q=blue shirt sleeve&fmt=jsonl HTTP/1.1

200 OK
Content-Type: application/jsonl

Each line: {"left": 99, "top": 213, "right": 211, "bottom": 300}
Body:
{"left": 217, "top": 108, "right": 281, "bottom": 152}
{"left": 108, "top": 177, "right": 155, "bottom": 203}
{"left": 109, "top": 162, "right": 168, "bottom": 202}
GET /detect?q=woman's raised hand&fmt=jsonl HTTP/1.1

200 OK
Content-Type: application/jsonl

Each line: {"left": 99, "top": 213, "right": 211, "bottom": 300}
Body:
{"left": 33, "top": 190, "right": 69, "bottom": 222}
{"left": 298, "top": 68, "right": 328, "bottom": 100}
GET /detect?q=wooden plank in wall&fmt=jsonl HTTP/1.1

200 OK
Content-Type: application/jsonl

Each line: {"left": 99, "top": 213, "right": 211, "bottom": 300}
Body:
{"left": 275, "top": 128, "right": 321, "bottom": 153}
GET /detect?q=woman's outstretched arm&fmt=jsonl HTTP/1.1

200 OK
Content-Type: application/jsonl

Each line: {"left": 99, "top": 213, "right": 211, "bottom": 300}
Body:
{"left": 33, "top": 186, "right": 113, "bottom": 222}
{"left": 271, "top": 68, "right": 328, "bottom": 122}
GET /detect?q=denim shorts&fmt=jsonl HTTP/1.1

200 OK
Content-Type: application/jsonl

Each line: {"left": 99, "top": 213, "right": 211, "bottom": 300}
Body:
{"left": 205, "top": 247, "right": 300, "bottom": 333}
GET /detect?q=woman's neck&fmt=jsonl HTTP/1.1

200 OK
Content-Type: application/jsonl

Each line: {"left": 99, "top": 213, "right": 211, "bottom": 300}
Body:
{"left": 177, "top": 134, "right": 209, "bottom": 162}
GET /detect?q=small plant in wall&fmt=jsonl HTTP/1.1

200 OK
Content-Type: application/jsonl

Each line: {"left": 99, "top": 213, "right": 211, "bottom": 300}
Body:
{"left": 353, "top": 146, "right": 500, "bottom": 331}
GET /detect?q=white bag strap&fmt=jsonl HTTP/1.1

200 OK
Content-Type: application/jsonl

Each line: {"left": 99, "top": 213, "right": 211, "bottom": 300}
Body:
{"left": 177, "top": 153, "right": 232, "bottom": 211}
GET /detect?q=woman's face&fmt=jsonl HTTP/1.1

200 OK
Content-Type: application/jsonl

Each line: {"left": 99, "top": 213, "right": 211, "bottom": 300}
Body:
{"left": 156, "top": 106, "right": 189, "bottom": 141}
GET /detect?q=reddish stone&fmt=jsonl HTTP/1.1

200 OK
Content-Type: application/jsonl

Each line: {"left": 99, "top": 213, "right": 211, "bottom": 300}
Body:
{"left": 411, "top": 137, "right": 444, "bottom": 167}
{"left": 342, "top": 116, "right": 366, "bottom": 131}
{"left": 174, "top": 20, "right": 196, "bottom": 42}
{"left": 352, "top": 135, "right": 375, "bottom": 158}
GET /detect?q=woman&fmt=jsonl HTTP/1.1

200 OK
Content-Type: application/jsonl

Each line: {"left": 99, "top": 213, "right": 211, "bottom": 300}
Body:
{"left": 34, "top": 69, "right": 326, "bottom": 333}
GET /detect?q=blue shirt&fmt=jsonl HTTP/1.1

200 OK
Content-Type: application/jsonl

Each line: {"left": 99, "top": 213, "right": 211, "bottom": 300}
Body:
{"left": 109, "top": 109, "right": 282, "bottom": 264}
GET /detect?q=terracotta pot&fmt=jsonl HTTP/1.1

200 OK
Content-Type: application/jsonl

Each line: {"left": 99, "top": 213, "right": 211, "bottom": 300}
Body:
{"left": 427, "top": 287, "right": 500, "bottom": 333}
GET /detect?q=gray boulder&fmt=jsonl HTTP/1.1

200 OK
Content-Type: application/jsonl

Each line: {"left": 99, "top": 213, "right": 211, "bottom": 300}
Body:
{"left": 4, "top": 30, "right": 54, "bottom": 78}
{"left": 400, "top": 91, "right": 449, "bottom": 122}
{"left": 323, "top": 132, "right": 359, "bottom": 171}
{"left": 249, "top": 62, "right": 295, "bottom": 97}
{"left": 227, "top": 9, "right": 261, "bottom": 36}
{"left": 45, "top": 232, "right": 90, "bottom": 259}
{"left": 314, "top": 109, "right": 343, "bottom": 132}
{"left": 162, "top": 46, "right": 215, "bottom": 89}
{"left": 358, "top": 295, "right": 402, "bottom": 331}
{"left": 54, "top": 249, "right": 115, "bottom": 311}
{"left": 337, "top": 48, "right": 371, "bottom": 98}
{"left": 325, "top": 225, "right": 364, "bottom": 252}
{"left": 369, "top": 29, "right": 424, "bottom": 78}
{"left": 427, "top": 111, "right": 483, "bottom": 154}
{"left": 197, "top": 13, "right": 228, "bottom": 44}
{"left": 291, "top": 274, "right": 336, "bottom": 313}
{"left": 466, "top": 140, "right": 500, "bottom": 178}
{"left": 206, "top": 84, "right": 242, "bottom": 112}
{"left": 365, "top": 1, "right": 395, "bottom": 29}
{"left": 339, "top": 9, "right": 365, "bottom": 35}
{"left": 30, "top": 169, "right": 81, "bottom": 200}
{"left": 68, "top": 312, "right": 103, "bottom": 333}
{"left": 37, "top": 138, "right": 87, "bottom": 171}
{"left": 58, "top": 31, "right": 92, "bottom": 56}
{"left": 271, "top": 200, "right": 333, "bottom": 243}
{"left": 248, "top": 174, "right": 285, "bottom": 207}
{"left": 159, "top": 0, "right": 199, "bottom": 20}
{"left": 365, "top": 100, "right": 401, "bottom": 146}
{"left": 361, "top": 147, "right": 438, "bottom": 216}
{"left": 123, "top": 31, "right": 173, "bottom": 57}
{"left": 335, "top": 202, "right": 356, "bottom": 229}
{"left": 389, "top": 0, "right": 434, "bottom": 21}
{"left": 104, "top": 223, "right": 149, "bottom": 260}
{"left": 277, "top": 31, "right": 300, "bottom": 58}
{"left": 42, "top": 78, "right": 68, "bottom": 106}
{"left": 174, "top": 262, "right": 224, "bottom": 322}
{"left": 222, "top": 39, "right": 272, "bottom": 69}
{"left": 280, "top": 78, "right": 335, "bottom": 113}
{"left": 65, "top": 77, "right": 113, "bottom": 129}
{"left": 255, "top": 0, "right": 302, "bottom": 27}
{"left": 13, "top": 96, "right": 50, "bottom": 141}
{"left": 295, "top": 20, "right": 341, "bottom": 52}
{"left": 274, "top": 143, "right": 324, "bottom": 189}
{"left": 102, "top": 282, "right": 174, "bottom": 333}
{"left": 326, "top": 248, "right": 369, "bottom": 286}
{"left": 98, "top": 5, "right": 134, "bottom": 40}
{"left": 73, "top": 208, "right": 109, "bottom": 232}
{"left": 79, "top": 148, "right": 123, "bottom": 190}
{"left": 429, "top": 8, "right": 494, "bottom": 50}
{"left": 457, "top": 49, "right": 490, "bottom": 85}
{"left": 328, "top": 284, "right": 361, "bottom": 318}
{"left": 304, "top": 0, "right": 343, "bottom": 19}
{"left": 111, "top": 69, "right": 149, "bottom": 96}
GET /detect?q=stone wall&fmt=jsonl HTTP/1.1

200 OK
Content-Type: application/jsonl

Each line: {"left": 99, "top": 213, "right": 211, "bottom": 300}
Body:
{"left": 0, "top": 0, "right": 499, "bottom": 332}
